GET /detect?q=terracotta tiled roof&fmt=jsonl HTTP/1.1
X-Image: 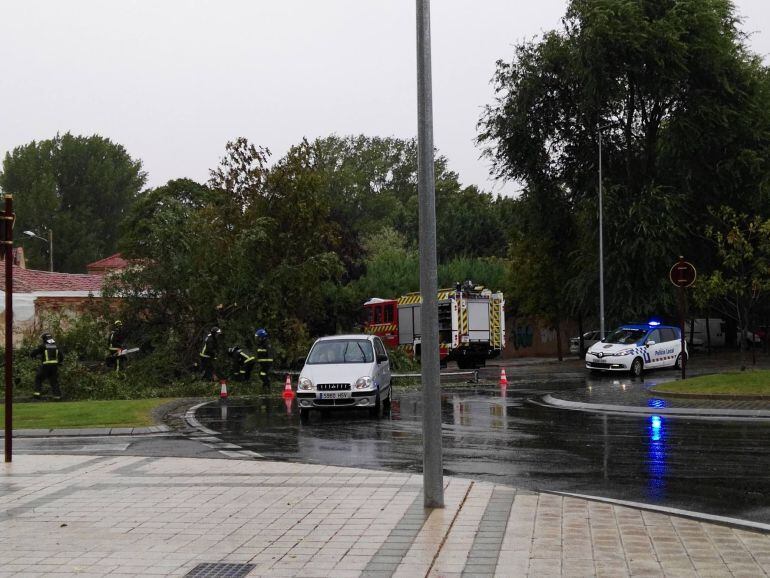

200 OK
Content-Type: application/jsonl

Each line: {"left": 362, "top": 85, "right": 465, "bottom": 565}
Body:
{"left": 86, "top": 253, "right": 129, "bottom": 274}
{"left": 0, "top": 266, "right": 103, "bottom": 293}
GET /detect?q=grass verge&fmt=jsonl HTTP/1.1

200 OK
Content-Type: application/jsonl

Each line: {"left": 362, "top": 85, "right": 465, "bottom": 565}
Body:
{"left": 650, "top": 370, "right": 770, "bottom": 396}
{"left": 0, "top": 398, "right": 175, "bottom": 429}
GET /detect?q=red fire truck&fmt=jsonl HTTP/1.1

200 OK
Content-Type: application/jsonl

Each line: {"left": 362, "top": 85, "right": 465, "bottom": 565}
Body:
{"left": 363, "top": 282, "right": 505, "bottom": 368}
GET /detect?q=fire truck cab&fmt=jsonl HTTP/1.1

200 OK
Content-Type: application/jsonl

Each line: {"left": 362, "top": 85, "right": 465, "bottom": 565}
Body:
{"left": 363, "top": 298, "right": 399, "bottom": 349}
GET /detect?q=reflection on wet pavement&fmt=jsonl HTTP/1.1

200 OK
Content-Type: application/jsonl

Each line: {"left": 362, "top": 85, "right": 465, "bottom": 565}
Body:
{"left": 197, "top": 375, "right": 770, "bottom": 524}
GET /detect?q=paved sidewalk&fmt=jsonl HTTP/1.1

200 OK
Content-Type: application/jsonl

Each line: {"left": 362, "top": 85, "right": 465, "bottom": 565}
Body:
{"left": 0, "top": 425, "right": 171, "bottom": 438}
{"left": 2, "top": 455, "right": 770, "bottom": 577}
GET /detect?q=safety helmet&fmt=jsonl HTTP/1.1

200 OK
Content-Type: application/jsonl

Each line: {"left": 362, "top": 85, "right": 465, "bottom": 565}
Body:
{"left": 255, "top": 328, "right": 268, "bottom": 338}
{"left": 41, "top": 332, "right": 52, "bottom": 342}
{"left": 211, "top": 326, "right": 222, "bottom": 335}
{"left": 227, "top": 346, "right": 240, "bottom": 355}
{"left": 114, "top": 320, "right": 123, "bottom": 327}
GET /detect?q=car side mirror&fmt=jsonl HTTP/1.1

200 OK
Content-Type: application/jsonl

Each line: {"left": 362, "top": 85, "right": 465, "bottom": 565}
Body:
{"left": 646, "top": 340, "right": 656, "bottom": 347}
{"left": 377, "top": 354, "right": 388, "bottom": 364}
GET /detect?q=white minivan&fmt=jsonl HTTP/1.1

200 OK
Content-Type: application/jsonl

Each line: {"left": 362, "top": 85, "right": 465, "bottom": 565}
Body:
{"left": 296, "top": 334, "right": 392, "bottom": 421}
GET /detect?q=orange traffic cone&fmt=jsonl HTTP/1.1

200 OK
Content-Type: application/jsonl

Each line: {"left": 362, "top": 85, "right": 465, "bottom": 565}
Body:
{"left": 283, "top": 374, "right": 294, "bottom": 398}
{"left": 219, "top": 379, "right": 228, "bottom": 399}
{"left": 499, "top": 368, "right": 508, "bottom": 387}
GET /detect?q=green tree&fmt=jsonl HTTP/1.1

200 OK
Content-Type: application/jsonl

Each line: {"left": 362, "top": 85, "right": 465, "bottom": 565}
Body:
{"left": 351, "top": 228, "right": 420, "bottom": 303}
{"left": 697, "top": 207, "right": 770, "bottom": 369}
{"left": 114, "top": 140, "right": 342, "bottom": 366}
{"left": 0, "top": 133, "right": 146, "bottom": 272}
{"left": 504, "top": 190, "right": 577, "bottom": 359}
{"left": 294, "top": 135, "right": 508, "bottom": 279}
{"left": 478, "top": 0, "right": 770, "bottom": 325}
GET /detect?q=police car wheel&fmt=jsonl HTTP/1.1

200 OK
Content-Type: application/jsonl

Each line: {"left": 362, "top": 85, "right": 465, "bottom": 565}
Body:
{"left": 674, "top": 352, "right": 687, "bottom": 369}
{"left": 630, "top": 357, "right": 644, "bottom": 377}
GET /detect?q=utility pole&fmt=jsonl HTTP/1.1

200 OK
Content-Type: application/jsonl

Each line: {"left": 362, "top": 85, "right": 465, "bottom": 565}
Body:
{"left": 416, "top": 0, "right": 443, "bottom": 508}
{"left": 598, "top": 126, "right": 606, "bottom": 339}
{"left": 3, "top": 191, "right": 14, "bottom": 462}
{"left": 48, "top": 228, "right": 53, "bottom": 272}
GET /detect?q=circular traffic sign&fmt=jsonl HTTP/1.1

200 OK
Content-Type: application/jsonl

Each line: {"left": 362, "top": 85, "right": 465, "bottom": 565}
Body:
{"left": 670, "top": 258, "right": 696, "bottom": 288}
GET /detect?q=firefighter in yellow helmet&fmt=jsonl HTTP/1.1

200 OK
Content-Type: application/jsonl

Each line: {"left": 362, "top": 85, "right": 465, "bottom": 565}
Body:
{"left": 106, "top": 320, "right": 127, "bottom": 371}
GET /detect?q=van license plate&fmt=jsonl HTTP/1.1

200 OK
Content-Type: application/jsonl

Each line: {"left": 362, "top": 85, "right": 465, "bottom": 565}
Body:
{"left": 320, "top": 392, "right": 351, "bottom": 399}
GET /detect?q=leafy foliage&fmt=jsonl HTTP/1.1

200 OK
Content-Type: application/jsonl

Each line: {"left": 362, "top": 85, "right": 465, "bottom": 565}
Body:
{"left": 0, "top": 133, "right": 146, "bottom": 272}
{"left": 479, "top": 0, "right": 770, "bottom": 326}
{"left": 696, "top": 206, "right": 770, "bottom": 366}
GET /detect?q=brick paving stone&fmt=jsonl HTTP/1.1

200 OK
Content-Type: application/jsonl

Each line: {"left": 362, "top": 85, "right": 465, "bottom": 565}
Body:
{"left": 6, "top": 455, "right": 770, "bottom": 577}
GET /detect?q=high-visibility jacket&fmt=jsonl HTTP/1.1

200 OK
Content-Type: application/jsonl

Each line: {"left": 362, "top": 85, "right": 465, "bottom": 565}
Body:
{"left": 256, "top": 341, "right": 273, "bottom": 363}
{"left": 200, "top": 333, "right": 219, "bottom": 359}
{"left": 236, "top": 350, "right": 255, "bottom": 374}
{"left": 31, "top": 342, "right": 64, "bottom": 365}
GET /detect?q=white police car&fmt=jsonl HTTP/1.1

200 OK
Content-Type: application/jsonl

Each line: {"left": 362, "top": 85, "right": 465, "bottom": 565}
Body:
{"left": 585, "top": 322, "right": 687, "bottom": 377}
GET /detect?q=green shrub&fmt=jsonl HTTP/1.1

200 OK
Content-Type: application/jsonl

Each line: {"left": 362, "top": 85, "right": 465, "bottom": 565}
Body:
{"left": 388, "top": 347, "right": 421, "bottom": 373}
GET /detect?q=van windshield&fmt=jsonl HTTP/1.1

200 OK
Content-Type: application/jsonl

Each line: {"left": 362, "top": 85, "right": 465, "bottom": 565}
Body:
{"left": 307, "top": 340, "right": 374, "bottom": 364}
{"left": 604, "top": 328, "right": 647, "bottom": 345}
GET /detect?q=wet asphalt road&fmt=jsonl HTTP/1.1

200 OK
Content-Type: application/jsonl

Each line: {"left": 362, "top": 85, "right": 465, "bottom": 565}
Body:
{"left": 197, "top": 371, "right": 770, "bottom": 525}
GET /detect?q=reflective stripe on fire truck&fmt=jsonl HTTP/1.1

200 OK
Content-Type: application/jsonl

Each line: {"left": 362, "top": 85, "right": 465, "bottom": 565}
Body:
{"left": 459, "top": 297, "right": 468, "bottom": 337}
{"left": 490, "top": 297, "right": 502, "bottom": 348}
{"left": 399, "top": 343, "right": 451, "bottom": 357}
{"left": 368, "top": 323, "right": 396, "bottom": 333}
{"left": 398, "top": 289, "right": 455, "bottom": 305}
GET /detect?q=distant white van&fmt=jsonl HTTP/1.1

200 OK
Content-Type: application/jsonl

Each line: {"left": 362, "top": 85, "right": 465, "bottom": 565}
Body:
{"left": 686, "top": 319, "right": 726, "bottom": 348}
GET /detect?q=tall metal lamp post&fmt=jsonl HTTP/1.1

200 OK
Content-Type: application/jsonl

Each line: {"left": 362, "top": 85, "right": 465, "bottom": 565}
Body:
{"left": 23, "top": 229, "right": 53, "bottom": 272}
{"left": 597, "top": 124, "right": 611, "bottom": 339}
{"left": 416, "top": 0, "right": 443, "bottom": 509}
{"left": 3, "top": 190, "right": 14, "bottom": 463}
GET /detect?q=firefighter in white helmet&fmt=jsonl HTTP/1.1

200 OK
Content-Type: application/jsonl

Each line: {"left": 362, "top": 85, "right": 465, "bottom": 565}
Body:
{"left": 31, "top": 333, "right": 65, "bottom": 400}
{"left": 199, "top": 326, "right": 222, "bottom": 380}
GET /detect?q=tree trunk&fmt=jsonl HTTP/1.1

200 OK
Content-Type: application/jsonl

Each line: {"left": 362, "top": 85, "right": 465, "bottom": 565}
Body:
{"left": 578, "top": 313, "right": 584, "bottom": 357}
{"left": 689, "top": 318, "right": 695, "bottom": 349}
{"left": 705, "top": 314, "right": 711, "bottom": 356}
{"left": 740, "top": 325, "right": 747, "bottom": 371}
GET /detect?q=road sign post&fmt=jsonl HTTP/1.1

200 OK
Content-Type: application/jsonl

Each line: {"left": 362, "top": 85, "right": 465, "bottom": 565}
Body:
{"left": 669, "top": 257, "right": 696, "bottom": 381}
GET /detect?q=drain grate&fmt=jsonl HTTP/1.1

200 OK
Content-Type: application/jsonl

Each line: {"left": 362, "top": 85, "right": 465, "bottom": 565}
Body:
{"left": 185, "top": 562, "right": 255, "bottom": 577}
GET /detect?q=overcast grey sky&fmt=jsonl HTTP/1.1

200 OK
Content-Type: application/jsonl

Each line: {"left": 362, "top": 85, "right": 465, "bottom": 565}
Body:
{"left": 2, "top": 1, "right": 769, "bottom": 196}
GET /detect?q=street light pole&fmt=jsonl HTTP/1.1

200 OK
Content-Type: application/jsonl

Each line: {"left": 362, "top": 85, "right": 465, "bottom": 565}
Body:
{"left": 3, "top": 192, "right": 14, "bottom": 463}
{"left": 22, "top": 229, "right": 53, "bottom": 272}
{"left": 598, "top": 126, "right": 606, "bottom": 340}
{"left": 416, "top": 0, "right": 444, "bottom": 509}
{"left": 48, "top": 229, "right": 53, "bottom": 273}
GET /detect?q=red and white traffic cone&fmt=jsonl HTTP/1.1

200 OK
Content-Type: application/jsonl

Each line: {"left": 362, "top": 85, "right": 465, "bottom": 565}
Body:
{"left": 219, "top": 379, "right": 229, "bottom": 399}
{"left": 499, "top": 368, "right": 508, "bottom": 387}
{"left": 282, "top": 374, "right": 294, "bottom": 399}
